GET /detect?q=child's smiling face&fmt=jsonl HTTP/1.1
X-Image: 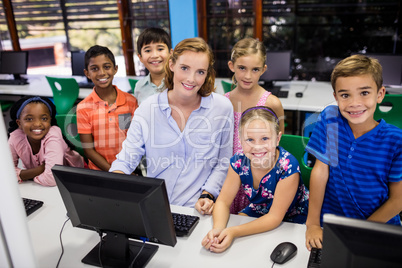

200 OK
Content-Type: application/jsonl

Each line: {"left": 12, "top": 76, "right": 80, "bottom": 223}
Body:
{"left": 17, "top": 102, "right": 51, "bottom": 145}
{"left": 334, "top": 74, "right": 385, "bottom": 133}
{"left": 241, "top": 118, "right": 280, "bottom": 170}
{"left": 139, "top": 42, "right": 170, "bottom": 76}
{"left": 84, "top": 54, "right": 117, "bottom": 90}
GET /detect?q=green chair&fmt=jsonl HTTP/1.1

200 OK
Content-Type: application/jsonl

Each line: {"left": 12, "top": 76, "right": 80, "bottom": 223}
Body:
{"left": 279, "top": 134, "right": 312, "bottom": 189}
{"left": 55, "top": 113, "right": 85, "bottom": 158}
{"left": 128, "top": 78, "right": 138, "bottom": 94}
{"left": 0, "top": 100, "right": 14, "bottom": 112}
{"left": 46, "top": 76, "right": 79, "bottom": 114}
{"left": 374, "top": 94, "right": 402, "bottom": 129}
{"left": 221, "top": 80, "right": 235, "bottom": 93}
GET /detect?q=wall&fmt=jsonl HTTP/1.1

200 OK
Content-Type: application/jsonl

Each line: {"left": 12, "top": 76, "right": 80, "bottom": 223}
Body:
{"left": 168, "top": 0, "right": 198, "bottom": 48}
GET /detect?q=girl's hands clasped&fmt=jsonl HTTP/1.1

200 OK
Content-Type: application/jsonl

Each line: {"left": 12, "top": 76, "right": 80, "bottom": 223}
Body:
{"left": 201, "top": 228, "right": 235, "bottom": 253}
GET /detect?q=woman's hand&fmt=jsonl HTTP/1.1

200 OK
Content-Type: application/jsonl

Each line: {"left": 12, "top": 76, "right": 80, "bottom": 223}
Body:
{"left": 195, "top": 198, "right": 214, "bottom": 215}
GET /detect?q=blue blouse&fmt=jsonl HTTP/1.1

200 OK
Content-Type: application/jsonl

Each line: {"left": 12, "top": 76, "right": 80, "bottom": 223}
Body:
{"left": 230, "top": 147, "right": 309, "bottom": 223}
{"left": 110, "top": 89, "right": 234, "bottom": 207}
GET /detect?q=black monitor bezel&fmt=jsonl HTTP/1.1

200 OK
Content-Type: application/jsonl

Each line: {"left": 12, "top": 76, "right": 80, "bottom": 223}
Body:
{"left": 0, "top": 51, "right": 29, "bottom": 80}
{"left": 71, "top": 50, "right": 86, "bottom": 76}
{"left": 260, "top": 50, "right": 292, "bottom": 83}
{"left": 52, "top": 165, "right": 177, "bottom": 267}
{"left": 353, "top": 53, "right": 402, "bottom": 86}
{"left": 322, "top": 214, "right": 402, "bottom": 268}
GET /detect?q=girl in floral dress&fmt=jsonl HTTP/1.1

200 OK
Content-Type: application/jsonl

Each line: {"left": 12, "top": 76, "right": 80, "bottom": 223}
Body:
{"left": 202, "top": 106, "right": 308, "bottom": 253}
{"left": 224, "top": 38, "right": 285, "bottom": 214}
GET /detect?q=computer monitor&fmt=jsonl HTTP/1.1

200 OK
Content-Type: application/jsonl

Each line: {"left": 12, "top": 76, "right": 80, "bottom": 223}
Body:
{"left": 356, "top": 54, "right": 402, "bottom": 86}
{"left": 52, "top": 165, "right": 177, "bottom": 268}
{"left": 71, "top": 50, "right": 93, "bottom": 87}
{"left": 321, "top": 214, "right": 402, "bottom": 268}
{"left": 0, "top": 51, "right": 29, "bottom": 83}
{"left": 0, "top": 113, "right": 36, "bottom": 267}
{"left": 260, "top": 51, "right": 292, "bottom": 92}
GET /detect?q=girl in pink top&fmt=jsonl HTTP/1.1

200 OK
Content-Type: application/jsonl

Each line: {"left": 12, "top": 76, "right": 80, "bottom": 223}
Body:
{"left": 225, "top": 38, "right": 285, "bottom": 214}
{"left": 8, "top": 96, "right": 84, "bottom": 186}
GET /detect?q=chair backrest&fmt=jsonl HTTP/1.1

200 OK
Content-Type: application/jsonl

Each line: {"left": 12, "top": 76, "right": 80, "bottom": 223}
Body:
{"left": 221, "top": 80, "right": 236, "bottom": 93}
{"left": 128, "top": 78, "right": 138, "bottom": 94}
{"left": 46, "top": 76, "right": 79, "bottom": 114}
{"left": 279, "top": 134, "right": 312, "bottom": 189}
{"left": 55, "top": 113, "right": 85, "bottom": 157}
{"left": 374, "top": 94, "right": 402, "bottom": 129}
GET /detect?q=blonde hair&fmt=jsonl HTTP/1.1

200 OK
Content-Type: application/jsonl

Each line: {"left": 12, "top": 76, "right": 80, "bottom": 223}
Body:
{"left": 239, "top": 106, "right": 280, "bottom": 136}
{"left": 164, "top": 37, "right": 215, "bottom": 97}
{"left": 331, "top": 54, "right": 383, "bottom": 91}
{"left": 229, "top": 38, "right": 266, "bottom": 85}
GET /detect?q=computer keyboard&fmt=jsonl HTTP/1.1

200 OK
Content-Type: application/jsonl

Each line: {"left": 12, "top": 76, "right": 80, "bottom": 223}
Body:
{"left": 266, "top": 86, "right": 289, "bottom": 98}
{"left": 23, "top": 197, "right": 44, "bottom": 216}
{"left": 0, "top": 79, "right": 29, "bottom": 85}
{"left": 78, "top": 82, "right": 94, "bottom": 88}
{"left": 172, "top": 212, "right": 199, "bottom": 237}
{"left": 277, "top": 90, "right": 289, "bottom": 98}
{"left": 307, "top": 247, "right": 322, "bottom": 268}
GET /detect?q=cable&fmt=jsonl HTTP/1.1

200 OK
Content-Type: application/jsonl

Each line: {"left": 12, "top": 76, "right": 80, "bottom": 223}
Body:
{"left": 129, "top": 239, "right": 147, "bottom": 268}
{"left": 55, "top": 217, "right": 70, "bottom": 268}
{"left": 98, "top": 231, "right": 104, "bottom": 268}
{"left": 271, "top": 262, "right": 275, "bottom": 268}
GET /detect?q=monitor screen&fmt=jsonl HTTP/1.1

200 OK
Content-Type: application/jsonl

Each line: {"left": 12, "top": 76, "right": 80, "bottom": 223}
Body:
{"left": 52, "top": 165, "right": 177, "bottom": 267}
{"left": 354, "top": 54, "right": 402, "bottom": 86}
{"left": 260, "top": 51, "right": 292, "bottom": 83}
{"left": 0, "top": 51, "right": 29, "bottom": 76}
{"left": 71, "top": 50, "right": 86, "bottom": 76}
{"left": 321, "top": 214, "right": 402, "bottom": 268}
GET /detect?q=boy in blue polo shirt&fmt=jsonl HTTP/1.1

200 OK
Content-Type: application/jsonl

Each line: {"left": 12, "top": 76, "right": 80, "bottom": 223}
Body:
{"left": 305, "top": 54, "right": 402, "bottom": 250}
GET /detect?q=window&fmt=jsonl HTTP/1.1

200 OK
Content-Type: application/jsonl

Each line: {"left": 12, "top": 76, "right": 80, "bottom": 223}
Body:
{"left": 200, "top": 0, "right": 402, "bottom": 80}
{"left": 129, "top": 0, "right": 170, "bottom": 75}
{"left": 1, "top": 0, "right": 121, "bottom": 75}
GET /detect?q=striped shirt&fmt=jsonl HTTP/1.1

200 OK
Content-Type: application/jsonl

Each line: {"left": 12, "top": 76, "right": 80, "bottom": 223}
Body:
{"left": 306, "top": 105, "right": 402, "bottom": 225}
{"left": 77, "top": 86, "right": 138, "bottom": 170}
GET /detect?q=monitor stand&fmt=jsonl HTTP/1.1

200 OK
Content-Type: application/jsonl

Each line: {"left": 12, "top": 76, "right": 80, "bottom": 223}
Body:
{"left": 82, "top": 232, "right": 158, "bottom": 268}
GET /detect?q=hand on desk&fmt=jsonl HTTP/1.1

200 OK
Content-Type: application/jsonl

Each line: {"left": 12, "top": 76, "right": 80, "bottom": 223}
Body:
{"left": 305, "top": 224, "right": 323, "bottom": 250}
{"left": 195, "top": 198, "right": 214, "bottom": 215}
{"left": 201, "top": 227, "right": 234, "bottom": 253}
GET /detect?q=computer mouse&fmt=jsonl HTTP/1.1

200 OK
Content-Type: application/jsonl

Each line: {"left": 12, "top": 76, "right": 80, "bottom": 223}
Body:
{"left": 270, "top": 242, "right": 297, "bottom": 264}
{"left": 296, "top": 92, "right": 303, "bottom": 98}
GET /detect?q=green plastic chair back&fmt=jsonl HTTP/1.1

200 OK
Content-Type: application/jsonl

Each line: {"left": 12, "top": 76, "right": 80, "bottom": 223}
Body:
{"left": 221, "top": 80, "right": 236, "bottom": 93}
{"left": 128, "top": 78, "right": 139, "bottom": 94}
{"left": 0, "top": 100, "right": 14, "bottom": 112}
{"left": 46, "top": 76, "right": 79, "bottom": 114}
{"left": 374, "top": 94, "right": 402, "bottom": 129}
{"left": 55, "top": 113, "right": 85, "bottom": 157}
{"left": 279, "top": 134, "right": 312, "bottom": 189}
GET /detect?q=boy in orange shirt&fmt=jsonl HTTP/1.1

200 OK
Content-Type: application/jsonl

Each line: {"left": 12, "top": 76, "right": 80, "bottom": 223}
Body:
{"left": 77, "top": 45, "right": 138, "bottom": 171}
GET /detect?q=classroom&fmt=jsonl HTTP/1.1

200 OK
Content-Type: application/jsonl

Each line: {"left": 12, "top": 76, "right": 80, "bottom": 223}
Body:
{"left": 1, "top": 1, "right": 402, "bottom": 267}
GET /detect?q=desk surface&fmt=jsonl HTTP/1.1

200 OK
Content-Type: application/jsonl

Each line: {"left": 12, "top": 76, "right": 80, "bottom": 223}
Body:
{"left": 19, "top": 181, "right": 310, "bottom": 268}
{"left": 0, "top": 75, "right": 334, "bottom": 113}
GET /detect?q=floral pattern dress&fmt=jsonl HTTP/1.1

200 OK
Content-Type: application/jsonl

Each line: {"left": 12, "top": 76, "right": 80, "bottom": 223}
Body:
{"left": 230, "top": 146, "right": 309, "bottom": 223}
{"left": 225, "top": 91, "right": 271, "bottom": 214}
